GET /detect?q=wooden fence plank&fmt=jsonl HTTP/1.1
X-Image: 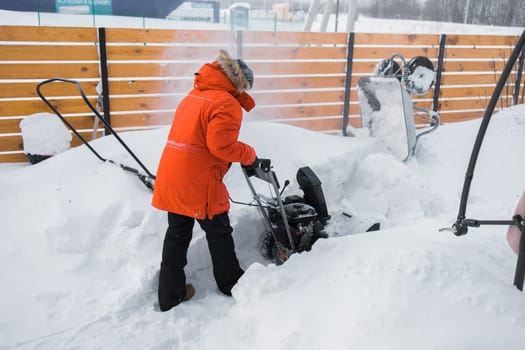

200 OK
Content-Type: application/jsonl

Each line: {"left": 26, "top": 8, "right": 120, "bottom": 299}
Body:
{"left": 110, "top": 111, "right": 348, "bottom": 129}
{"left": 105, "top": 28, "right": 234, "bottom": 44}
{"left": 243, "top": 46, "right": 347, "bottom": 60}
{"left": 354, "top": 33, "right": 440, "bottom": 46}
{"left": 0, "top": 98, "right": 97, "bottom": 117}
{"left": 253, "top": 61, "right": 347, "bottom": 75}
{"left": 444, "top": 47, "right": 515, "bottom": 59}
{"left": 344, "top": 100, "right": 427, "bottom": 117}
{"left": 0, "top": 116, "right": 100, "bottom": 133}
{"left": 350, "top": 61, "right": 381, "bottom": 74}
{"left": 252, "top": 76, "right": 345, "bottom": 91}
{"left": 107, "top": 46, "right": 348, "bottom": 61}
{"left": 109, "top": 96, "right": 181, "bottom": 112}
{"left": 0, "top": 132, "right": 100, "bottom": 152}
{"left": 0, "top": 135, "right": 24, "bottom": 152}
{"left": 110, "top": 112, "right": 173, "bottom": 128}
{"left": 0, "top": 81, "right": 99, "bottom": 99}
{"left": 439, "top": 110, "right": 486, "bottom": 122}
{"left": 282, "top": 117, "right": 343, "bottom": 132}
{"left": 353, "top": 47, "right": 438, "bottom": 60}
{"left": 336, "top": 86, "right": 490, "bottom": 103}
{"left": 251, "top": 90, "right": 344, "bottom": 105}
{"left": 347, "top": 117, "right": 363, "bottom": 129}
{"left": 108, "top": 91, "right": 346, "bottom": 113}
{"left": 0, "top": 26, "right": 97, "bottom": 42}
{"left": 439, "top": 85, "right": 495, "bottom": 98}
{"left": 438, "top": 98, "right": 489, "bottom": 111}
{"left": 412, "top": 101, "right": 433, "bottom": 110}
{"left": 107, "top": 79, "right": 193, "bottom": 94}
{"left": 243, "top": 31, "right": 348, "bottom": 45}
{"left": 351, "top": 60, "right": 516, "bottom": 78}
{"left": 441, "top": 73, "right": 515, "bottom": 85}
{"left": 437, "top": 98, "right": 515, "bottom": 111}
{"left": 105, "top": 76, "right": 345, "bottom": 96}
{"left": 0, "top": 153, "right": 27, "bottom": 163}
{"left": 1, "top": 118, "right": 25, "bottom": 133}
{"left": 0, "top": 45, "right": 99, "bottom": 61}
{"left": 248, "top": 105, "right": 343, "bottom": 119}
{"left": 107, "top": 62, "right": 200, "bottom": 78}
{"left": 443, "top": 60, "right": 510, "bottom": 72}
{"left": 109, "top": 105, "right": 360, "bottom": 128}
{"left": 106, "top": 46, "right": 231, "bottom": 61}
{"left": 107, "top": 61, "right": 348, "bottom": 78}
{"left": 446, "top": 34, "right": 520, "bottom": 46}
{"left": 0, "top": 63, "right": 100, "bottom": 79}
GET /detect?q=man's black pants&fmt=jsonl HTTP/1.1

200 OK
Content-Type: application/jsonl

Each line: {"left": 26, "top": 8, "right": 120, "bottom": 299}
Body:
{"left": 158, "top": 212, "right": 244, "bottom": 309}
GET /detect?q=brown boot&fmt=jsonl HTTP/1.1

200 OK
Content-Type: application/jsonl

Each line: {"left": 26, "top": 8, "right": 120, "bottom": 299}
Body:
{"left": 159, "top": 284, "right": 195, "bottom": 311}
{"left": 183, "top": 284, "right": 195, "bottom": 302}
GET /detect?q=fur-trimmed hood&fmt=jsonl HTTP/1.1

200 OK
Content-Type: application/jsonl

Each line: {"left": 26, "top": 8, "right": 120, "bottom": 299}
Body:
{"left": 193, "top": 54, "right": 256, "bottom": 112}
{"left": 216, "top": 50, "right": 252, "bottom": 91}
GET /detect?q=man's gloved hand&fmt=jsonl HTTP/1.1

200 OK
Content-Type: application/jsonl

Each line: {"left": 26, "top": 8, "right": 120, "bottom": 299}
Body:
{"left": 242, "top": 157, "right": 260, "bottom": 177}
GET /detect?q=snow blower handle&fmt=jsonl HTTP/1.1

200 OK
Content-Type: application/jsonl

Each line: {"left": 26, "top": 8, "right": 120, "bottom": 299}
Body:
{"left": 242, "top": 158, "right": 280, "bottom": 189}
{"left": 36, "top": 78, "right": 156, "bottom": 191}
{"left": 259, "top": 158, "right": 271, "bottom": 172}
{"left": 243, "top": 158, "right": 271, "bottom": 176}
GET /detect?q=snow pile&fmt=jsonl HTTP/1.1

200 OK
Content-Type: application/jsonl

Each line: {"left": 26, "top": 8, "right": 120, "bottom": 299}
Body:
{"left": 356, "top": 77, "right": 412, "bottom": 160}
{"left": 1, "top": 105, "right": 525, "bottom": 349}
{"left": 19, "top": 112, "right": 72, "bottom": 156}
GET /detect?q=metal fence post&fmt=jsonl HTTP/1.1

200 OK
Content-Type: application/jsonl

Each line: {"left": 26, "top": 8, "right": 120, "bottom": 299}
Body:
{"left": 512, "top": 45, "right": 525, "bottom": 105}
{"left": 342, "top": 32, "right": 355, "bottom": 136}
{"left": 432, "top": 33, "right": 446, "bottom": 113}
{"left": 97, "top": 27, "right": 112, "bottom": 135}
{"left": 235, "top": 30, "right": 243, "bottom": 58}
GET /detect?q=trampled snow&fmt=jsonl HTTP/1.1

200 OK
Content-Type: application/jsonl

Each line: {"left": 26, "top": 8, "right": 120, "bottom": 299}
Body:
{"left": 1, "top": 9, "right": 525, "bottom": 350}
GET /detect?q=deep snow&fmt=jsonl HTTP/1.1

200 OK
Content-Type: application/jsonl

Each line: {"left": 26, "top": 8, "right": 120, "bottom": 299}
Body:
{"left": 2, "top": 105, "right": 525, "bottom": 349}
{"left": 1, "top": 8, "right": 525, "bottom": 350}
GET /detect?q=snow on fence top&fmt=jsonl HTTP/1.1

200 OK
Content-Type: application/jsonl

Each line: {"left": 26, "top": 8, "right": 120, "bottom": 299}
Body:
{"left": 0, "top": 25, "right": 522, "bottom": 163}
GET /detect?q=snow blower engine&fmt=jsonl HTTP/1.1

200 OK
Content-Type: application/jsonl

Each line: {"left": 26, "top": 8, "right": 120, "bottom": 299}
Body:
{"left": 241, "top": 159, "right": 330, "bottom": 264}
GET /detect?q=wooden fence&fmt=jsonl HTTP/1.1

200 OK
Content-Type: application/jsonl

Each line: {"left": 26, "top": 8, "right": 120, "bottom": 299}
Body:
{"left": 0, "top": 25, "right": 523, "bottom": 163}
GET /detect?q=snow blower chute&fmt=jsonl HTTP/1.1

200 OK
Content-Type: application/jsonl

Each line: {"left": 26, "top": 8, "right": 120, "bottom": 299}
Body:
{"left": 238, "top": 159, "right": 330, "bottom": 264}
{"left": 441, "top": 29, "right": 525, "bottom": 291}
{"left": 356, "top": 53, "right": 440, "bottom": 161}
{"left": 36, "top": 78, "right": 156, "bottom": 190}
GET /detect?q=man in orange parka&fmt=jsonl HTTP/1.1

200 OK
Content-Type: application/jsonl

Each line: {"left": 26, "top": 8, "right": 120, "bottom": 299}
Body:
{"left": 152, "top": 50, "right": 259, "bottom": 312}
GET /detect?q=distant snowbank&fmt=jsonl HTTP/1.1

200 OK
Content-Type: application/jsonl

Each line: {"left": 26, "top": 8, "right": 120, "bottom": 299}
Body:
{"left": 0, "top": 9, "right": 522, "bottom": 34}
{"left": 353, "top": 15, "right": 523, "bottom": 35}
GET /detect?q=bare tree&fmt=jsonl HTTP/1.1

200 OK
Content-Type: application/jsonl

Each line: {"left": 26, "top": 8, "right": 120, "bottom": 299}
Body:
{"left": 360, "top": 0, "right": 522, "bottom": 27}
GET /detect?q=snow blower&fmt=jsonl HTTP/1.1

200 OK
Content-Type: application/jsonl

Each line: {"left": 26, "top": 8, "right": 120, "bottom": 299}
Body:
{"left": 356, "top": 53, "right": 440, "bottom": 161}
{"left": 441, "top": 29, "right": 525, "bottom": 291}
{"left": 237, "top": 159, "right": 330, "bottom": 264}
{"left": 36, "top": 78, "right": 156, "bottom": 191}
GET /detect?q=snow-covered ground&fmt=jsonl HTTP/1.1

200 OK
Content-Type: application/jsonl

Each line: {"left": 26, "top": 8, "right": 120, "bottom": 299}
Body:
{"left": 2, "top": 104, "right": 525, "bottom": 349}
{"left": 1, "top": 9, "right": 525, "bottom": 350}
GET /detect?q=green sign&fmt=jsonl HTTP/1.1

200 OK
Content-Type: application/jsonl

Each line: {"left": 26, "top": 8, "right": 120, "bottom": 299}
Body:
{"left": 56, "top": 0, "right": 113, "bottom": 15}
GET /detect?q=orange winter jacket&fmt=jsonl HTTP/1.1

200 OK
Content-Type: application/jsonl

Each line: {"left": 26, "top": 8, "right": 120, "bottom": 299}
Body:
{"left": 151, "top": 61, "right": 257, "bottom": 219}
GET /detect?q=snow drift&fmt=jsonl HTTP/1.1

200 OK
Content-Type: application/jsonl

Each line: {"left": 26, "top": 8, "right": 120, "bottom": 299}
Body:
{"left": 1, "top": 104, "right": 525, "bottom": 349}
